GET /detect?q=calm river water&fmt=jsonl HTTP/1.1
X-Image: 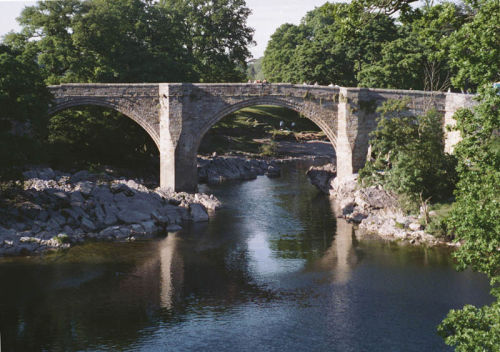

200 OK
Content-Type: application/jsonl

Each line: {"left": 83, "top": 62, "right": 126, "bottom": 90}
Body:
{"left": 0, "top": 162, "right": 493, "bottom": 351}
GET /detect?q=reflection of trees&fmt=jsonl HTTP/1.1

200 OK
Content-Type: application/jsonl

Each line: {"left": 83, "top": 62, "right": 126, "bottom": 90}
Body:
{"left": 0, "top": 214, "right": 277, "bottom": 351}
{"left": 268, "top": 164, "right": 337, "bottom": 261}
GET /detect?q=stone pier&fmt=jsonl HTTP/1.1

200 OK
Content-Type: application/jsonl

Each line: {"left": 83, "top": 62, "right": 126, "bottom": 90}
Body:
{"left": 48, "top": 83, "right": 476, "bottom": 192}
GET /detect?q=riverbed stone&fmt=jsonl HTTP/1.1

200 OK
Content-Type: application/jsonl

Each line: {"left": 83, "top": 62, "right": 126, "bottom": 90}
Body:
{"left": 189, "top": 203, "right": 209, "bottom": 222}
{"left": 81, "top": 217, "right": 97, "bottom": 232}
{"left": 166, "top": 224, "right": 182, "bottom": 232}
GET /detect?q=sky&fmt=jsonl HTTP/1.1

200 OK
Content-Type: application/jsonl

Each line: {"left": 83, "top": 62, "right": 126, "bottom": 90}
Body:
{"left": 0, "top": 0, "right": 332, "bottom": 59}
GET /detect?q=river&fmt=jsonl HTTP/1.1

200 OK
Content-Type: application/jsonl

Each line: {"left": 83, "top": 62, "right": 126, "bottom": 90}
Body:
{"left": 0, "top": 161, "right": 493, "bottom": 351}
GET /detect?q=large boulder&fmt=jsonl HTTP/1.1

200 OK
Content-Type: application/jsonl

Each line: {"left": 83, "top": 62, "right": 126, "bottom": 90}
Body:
{"left": 189, "top": 203, "right": 209, "bottom": 222}
{"left": 353, "top": 186, "right": 396, "bottom": 210}
{"left": 306, "top": 163, "right": 336, "bottom": 194}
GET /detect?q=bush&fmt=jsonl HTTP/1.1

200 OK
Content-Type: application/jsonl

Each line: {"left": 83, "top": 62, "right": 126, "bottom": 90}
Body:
{"left": 359, "top": 99, "right": 457, "bottom": 210}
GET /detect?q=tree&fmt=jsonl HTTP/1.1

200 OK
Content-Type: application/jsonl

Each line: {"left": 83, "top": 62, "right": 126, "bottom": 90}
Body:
{"left": 447, "top": 0, "right": 500, "bottom": 90}
{"left": 261, "top": 23, "right": 308, "bottom": 83}
{"left": 14, "top": 0, "right": 193, "bottom": 84}
{"left": 0, "top": 43, "right": 51, "bottom": 176}
{"left": 359, "top": 99, "right": 457, "bottom": 209}
{"left": 437, "top": 86, "right": 500, "bottom": 350}
{"left": 262, "top": 2, "right": 398, "bottom": 86}
{"left": 358, "top": 2, "right": 467, "bottom": 91}
{"left": 161, "top": 0, "right": 254, "bottom": 83}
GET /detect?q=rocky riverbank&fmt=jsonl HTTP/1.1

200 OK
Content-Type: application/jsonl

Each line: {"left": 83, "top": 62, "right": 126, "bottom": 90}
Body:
{"left": 307, "top": 168, "right": 454, "bottom": 247}
{"left": 198, "top": 156, "right": 281, "bottom": 184}
{"left": 198, "top": 154, "right": 333, "bottom": 184}
{"left": 0, "top": 168, "right": 220, "bottom": 256}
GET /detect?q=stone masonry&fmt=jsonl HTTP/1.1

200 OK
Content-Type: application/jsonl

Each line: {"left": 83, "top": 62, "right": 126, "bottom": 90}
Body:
{"left": 48, "top": 83, "right": 476, "bottom": 192}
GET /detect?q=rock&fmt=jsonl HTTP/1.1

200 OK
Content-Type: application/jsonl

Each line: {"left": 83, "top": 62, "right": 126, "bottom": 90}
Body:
{"left": 81, "top": 217, "right": 97, "bottom": 232}
{"left": 18, "top": 201, "right": 42, "bottom": 219}
{"left": 70, "top": 170, "right": 90, "bottom": 183}
{"left": 61, "top": 208, "right": 79, "bottom": 221}
{"left": 409, "top": 223, "right": 423, "bottom": 231}
{"left": 306, "top": 163, "right": 336, "bottom": 194}
{"left": 141, "top": 220, "right": 157, "bottom": 233}
{"left": 110, "top": 183, "right": 134, "bottom": 196}
{"left": 189, "top": 203, "right": 209, "bottom": 222}
{"left": 329, "top": 175, "right": 358, "bottom": 199}
{"left": 198, "top": 156, "right": 280, "bottom": 184}
{"left": 265, "top": 165, "right": 281, "bottom": 178}
{"left": 2, "top": 166, "right": 223, "bottom": 256}
{"left": 94, "top": 204, "right": 106, "bottom": 224}
{"left": 339, "top": 198, "right": 355, "bottom": 215}
{"left": 151, "top": 210, "right": 169, "bottom": 225}
{"left": 75, "top": 181, "right": 93, "bottom": 197}
{"left": 354, "top": 187, "right": 396, "bottom": 210}
{"left": 116, "top": 209, "right": 151, "bottom": 224}
{"left": 70, "top": 191, "right": 85, "bottom": 204}
{"left": 166, "top": 224, "right": 182, "bottom": 232}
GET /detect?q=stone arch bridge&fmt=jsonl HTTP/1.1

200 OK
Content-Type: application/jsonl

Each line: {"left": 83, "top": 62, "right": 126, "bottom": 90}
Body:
{"left": 48, "top": 83, "right": 475, "bottom": 192}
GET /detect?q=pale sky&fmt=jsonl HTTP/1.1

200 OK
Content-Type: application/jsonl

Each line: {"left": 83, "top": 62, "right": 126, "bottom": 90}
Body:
{"left": 0, "top": 0, "right": 332, "bottom": 58}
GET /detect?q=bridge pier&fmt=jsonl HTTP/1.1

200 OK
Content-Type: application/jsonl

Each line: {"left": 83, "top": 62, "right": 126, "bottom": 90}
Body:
{"left": 47, "top": 83, "right": 475, "bottom": 193}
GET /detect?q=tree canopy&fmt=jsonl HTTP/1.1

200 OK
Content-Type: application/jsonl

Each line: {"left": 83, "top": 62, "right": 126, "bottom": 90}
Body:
{"left": 262, "top": 0, "right": 499, "bottom": 92}
{"left": 438, "top": 86, "right": 500, "bottom": 351}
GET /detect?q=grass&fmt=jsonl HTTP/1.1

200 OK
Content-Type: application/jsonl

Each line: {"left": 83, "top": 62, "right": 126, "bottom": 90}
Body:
{"left": 425, "top": 202, "right": 454, "bottom": 239}
{"left": 198, "top": 105, "right": 322, "bottom": 156}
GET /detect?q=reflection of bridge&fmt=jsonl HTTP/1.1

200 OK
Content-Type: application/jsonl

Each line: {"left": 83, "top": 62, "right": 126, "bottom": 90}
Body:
{"left": 48, "top": 83, "right": 475, "bottom": 192}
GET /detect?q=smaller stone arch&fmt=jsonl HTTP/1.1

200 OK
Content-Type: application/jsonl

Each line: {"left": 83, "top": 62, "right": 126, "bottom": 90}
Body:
{"left": 48, "top": 97, "right": 160, "bottom": 149}
{"left": 196, "top": 96, "right": 338, "bottom": 154}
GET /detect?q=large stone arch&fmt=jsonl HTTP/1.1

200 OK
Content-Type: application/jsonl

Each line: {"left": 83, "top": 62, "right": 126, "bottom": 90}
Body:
{"left": 196, "top": 96, "right": 338, "bottom": 153}
{"left": 48, "top": 97, "right": 160, "bottom": 149}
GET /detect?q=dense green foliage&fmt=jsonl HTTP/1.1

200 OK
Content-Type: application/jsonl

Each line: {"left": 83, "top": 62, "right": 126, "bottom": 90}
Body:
{"left": 359, "top": 100, "right": 457, "bottom": 210}
{"left": 262, "top": 3, "right": 398, "bottom": 86}
{"left": 437, "top": 87, "right": 500, "bottom": 351}
{"left": 447, "top": 0, "right": 500, "bottom": 90}
{"left": 262, "top": 0, "right": 499, "bottom": 92}
{"left": 0, "top": 44, "right": 51, "bottom": 178}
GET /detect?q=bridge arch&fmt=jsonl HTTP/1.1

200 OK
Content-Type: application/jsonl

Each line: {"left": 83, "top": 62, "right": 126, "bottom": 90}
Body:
{"left": 196, "top": 96, "right": 338, "bottom": 153}
{"left": 48, "top": 97, "right": 160, "bottom": 149}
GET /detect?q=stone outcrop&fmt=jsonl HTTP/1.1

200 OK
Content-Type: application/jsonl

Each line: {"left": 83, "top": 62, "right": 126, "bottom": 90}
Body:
{"left": 197, "top": 156, "right": 280, "bottom": 184}
{"left": 306, "top": 163, "right": 336, "bottom": 194}
{"left": 313, "top": 175, "right": 454, "bottom": 246}
{"left": 0, "top": 168, "right": 220, "bottom": 256}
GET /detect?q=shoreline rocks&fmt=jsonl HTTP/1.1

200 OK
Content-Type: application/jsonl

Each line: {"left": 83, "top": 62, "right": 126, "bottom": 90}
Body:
{"left": 313, "top": 174, "right": 455, "bottom": 247}
{"left": 0, "top": 168, "right": 220, "bottom": 257}
{"left": 306, "top": 163, "right": 336, "bottom": 194}
{"left": 198, "top": 154, "right": 334, "bottom": 184}
{"left": 198, "top": 156, "right": 281, "bottom": 184}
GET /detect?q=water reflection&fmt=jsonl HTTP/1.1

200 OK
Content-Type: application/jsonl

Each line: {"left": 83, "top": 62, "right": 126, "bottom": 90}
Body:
{"left": 159, "top": 234, "right": 183, "bottom": 309}
{"left": 314, "top": 217, "right": 359, "bottom": 283}
{"left": 0, "top": 161, "right": 493, "bottom": 352}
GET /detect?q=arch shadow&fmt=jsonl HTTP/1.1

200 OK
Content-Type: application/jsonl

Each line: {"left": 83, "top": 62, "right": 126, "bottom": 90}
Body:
{"left": 48, "top": 97, "right": 160, "bottom": 150}
{"left": 196, "top": 96, "right": 338, "bottom": 154}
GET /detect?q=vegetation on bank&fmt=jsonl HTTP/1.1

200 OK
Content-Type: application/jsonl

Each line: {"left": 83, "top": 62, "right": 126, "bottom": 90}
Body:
{"left": 359, "top": 99, "right": 457, "bottom": 212}
{"left": 359, "top": 87, "right": 499, "bottom": 351}
{"left": 437, "top": 87, "right": 500, "bottom": 351}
